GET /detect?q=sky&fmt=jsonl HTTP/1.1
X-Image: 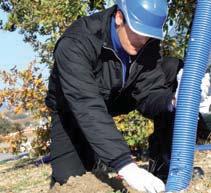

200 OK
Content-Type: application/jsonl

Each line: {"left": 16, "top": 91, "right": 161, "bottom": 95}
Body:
{"left": 0, "top": 29, "right": 36, "bottom": 70}
{"left": 0, "top": 10, "right": 38, "bottom": 89}
{"left": 0, "top": 10, "right": 52, "bottom": 95}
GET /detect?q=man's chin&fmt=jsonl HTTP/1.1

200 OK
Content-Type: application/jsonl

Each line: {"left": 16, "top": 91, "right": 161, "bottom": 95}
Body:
{"left": 124, "top": 46, "right": 140, "bottom": 55}
{"left": 128, "top": 49, "right": 138, "bottom": 56}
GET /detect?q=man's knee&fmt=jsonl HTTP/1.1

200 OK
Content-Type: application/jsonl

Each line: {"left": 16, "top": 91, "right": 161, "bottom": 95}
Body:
{"left": 51, "top": 151, "right": 86, "bottom": 185}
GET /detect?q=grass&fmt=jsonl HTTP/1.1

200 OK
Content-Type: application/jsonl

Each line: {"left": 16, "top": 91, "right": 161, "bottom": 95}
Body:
{"left": 0, "top": 151, "right": 211, "bottom": 193}
{"left": 0, "top": 158, "right": 51, "bottom": 193}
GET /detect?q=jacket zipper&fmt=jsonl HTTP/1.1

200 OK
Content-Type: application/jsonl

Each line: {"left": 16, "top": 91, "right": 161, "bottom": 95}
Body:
{"left": 103, "top": 46, "right": 125, "bottom": 88}
{"left": 128, "top": 39, "right": 155, "bottom": 76}
{"left": 103, "top": 39, "right": 156, "bottom": 90}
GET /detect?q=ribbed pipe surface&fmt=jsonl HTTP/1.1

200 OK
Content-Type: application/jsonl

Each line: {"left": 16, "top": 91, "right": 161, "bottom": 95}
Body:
{"left": 166, "top": 0, "right": 211, "bottom": 192}
{"left": 195, "top": 144, "right": 211, "bottom": 151}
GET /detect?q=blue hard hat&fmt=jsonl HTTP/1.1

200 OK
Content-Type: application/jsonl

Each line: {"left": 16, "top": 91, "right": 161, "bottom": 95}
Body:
{"left": 115, "top": 0, "right": 168, "bottom": 40}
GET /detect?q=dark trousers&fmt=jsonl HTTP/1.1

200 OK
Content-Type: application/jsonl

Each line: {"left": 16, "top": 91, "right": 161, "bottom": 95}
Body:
{"left": 149, "top": 57, "right": 209, "bottom": 160}
{"left": 148, "top": 58, "right": 209, "bottom": 179}
{"left": 147, "top": 57, "right": 182, "bottom": 179}
{"left": 50, "top": 111, "right": 96, "bottom": 184}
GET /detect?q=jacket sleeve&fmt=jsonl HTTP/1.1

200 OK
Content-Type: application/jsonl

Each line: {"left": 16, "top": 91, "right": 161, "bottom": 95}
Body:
{"left": 132, "top": 58, "right": 175, "bottom": 119}
{"left": 54, "top": 37, "right": 132, "bottom": 170}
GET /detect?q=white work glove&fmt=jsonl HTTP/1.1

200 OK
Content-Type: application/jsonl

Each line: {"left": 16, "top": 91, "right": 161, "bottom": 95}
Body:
{"left": 118, "top": 163, "right": 165, "bottom": 193}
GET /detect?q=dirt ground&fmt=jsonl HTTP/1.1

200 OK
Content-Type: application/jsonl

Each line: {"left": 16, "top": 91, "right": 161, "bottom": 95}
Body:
{"left": 49, "top": 151, "right": 211, "bottom": 193}
{"left": 49, "top": 171, "right": 146, "bottom": 193}
{"left": 0, "top": 151, "right": 210, "bottom": 193}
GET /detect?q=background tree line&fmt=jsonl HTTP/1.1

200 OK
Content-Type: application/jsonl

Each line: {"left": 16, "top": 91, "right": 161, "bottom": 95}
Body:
{"left": 0, "top": 0, "right": 196, "bottom": 156}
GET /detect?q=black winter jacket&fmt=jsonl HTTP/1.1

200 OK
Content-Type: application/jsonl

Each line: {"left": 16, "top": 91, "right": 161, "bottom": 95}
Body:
{"left": 45, "top": 6, "right": 175, "bottom": 170}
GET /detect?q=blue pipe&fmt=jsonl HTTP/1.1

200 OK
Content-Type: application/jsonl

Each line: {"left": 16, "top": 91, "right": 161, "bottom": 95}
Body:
{"left": 195, "top": 144, "right": 211, "bottom": 151}
{"left": 166, "top": 1, "right": 211, "bottom": 192}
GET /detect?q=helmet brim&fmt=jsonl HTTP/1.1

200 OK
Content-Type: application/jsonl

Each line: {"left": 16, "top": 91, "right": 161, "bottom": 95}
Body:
{"left": 126, "top": 11, "right": 164, "bottom": 40}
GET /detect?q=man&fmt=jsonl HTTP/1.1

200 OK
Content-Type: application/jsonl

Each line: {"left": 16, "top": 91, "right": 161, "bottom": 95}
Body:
{"left": 45, "top": 0, "right": 180, "bottom": 192}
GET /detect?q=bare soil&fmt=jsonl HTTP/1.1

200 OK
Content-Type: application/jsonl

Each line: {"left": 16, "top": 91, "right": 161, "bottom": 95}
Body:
{"left": 49, "top": 151, "right": 211, "bottom": 193}
{"left": 0, "top": 151, "right": 210, "bottom": 193}
{"left": 49, "top": 172, "right": 141, "bottom": 193}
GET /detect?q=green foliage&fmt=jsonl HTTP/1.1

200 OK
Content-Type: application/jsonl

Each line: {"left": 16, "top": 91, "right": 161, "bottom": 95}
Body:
{"left": 114, "top": 111, "right": 154, "bottom": 150}
{"left": 0, "top": 117, "right": 20, "bottom": 136}
{"left": 89, "top": 0, "right": 105, "bottom": 10}
{"left": 31, "top": 122, "right": 50, "bottom": 157}
{"left": 8, "top": 128, "right": 28, "bottom": 154}
{"left": 0, "top": 63, "right": 50, "bottom": 155}
{"left": 163, "top": 0, "right": 196, "bottom": 59}
{"left": 4, "top": 111, "right": 27, "bottom": 120}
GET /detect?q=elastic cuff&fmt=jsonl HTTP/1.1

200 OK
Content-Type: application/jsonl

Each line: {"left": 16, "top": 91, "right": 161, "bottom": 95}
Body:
{"left": 109, "top": 153, "right": 134, "bottom": 172}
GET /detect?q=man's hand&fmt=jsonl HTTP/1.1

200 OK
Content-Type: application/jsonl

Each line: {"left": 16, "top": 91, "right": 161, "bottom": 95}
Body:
{"left": 118, "top": 163, "right": 165, "bottom": 193}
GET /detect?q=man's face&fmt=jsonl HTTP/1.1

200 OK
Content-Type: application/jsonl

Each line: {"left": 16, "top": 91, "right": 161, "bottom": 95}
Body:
{"left": 115, "top": 11, "right": 150, "bottom": 55}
